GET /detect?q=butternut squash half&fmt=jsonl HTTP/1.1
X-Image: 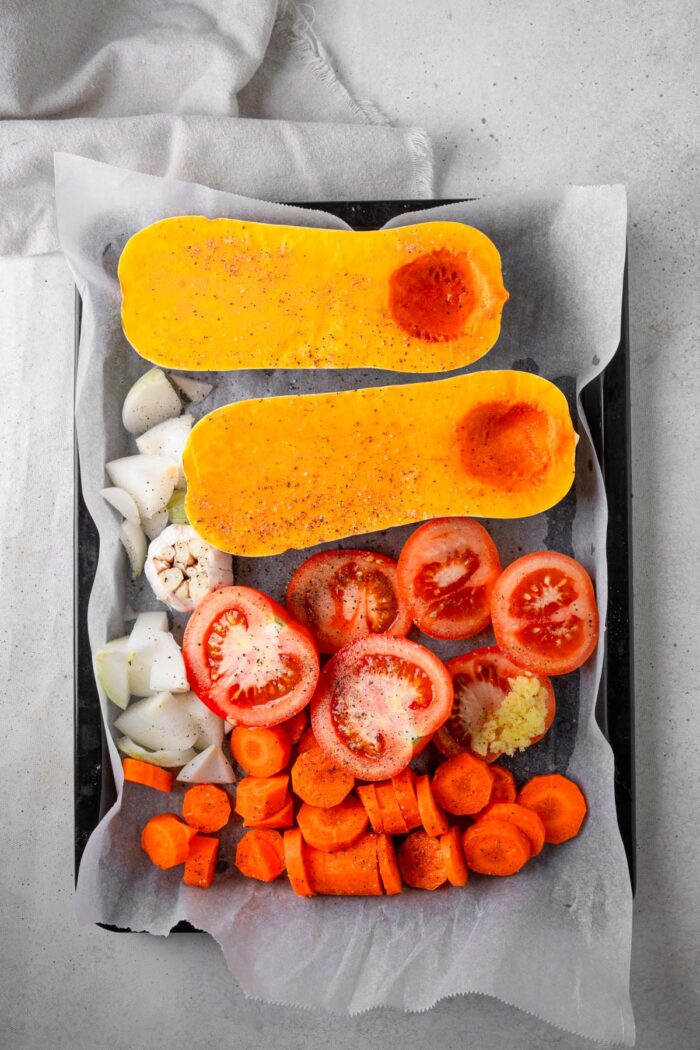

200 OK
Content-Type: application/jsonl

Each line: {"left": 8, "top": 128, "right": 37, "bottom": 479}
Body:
{"left": 119, "top": 218, "right": 508, "bottom": 372}
{"left": 183, "top": 371, "right": 575, "bottom": 556}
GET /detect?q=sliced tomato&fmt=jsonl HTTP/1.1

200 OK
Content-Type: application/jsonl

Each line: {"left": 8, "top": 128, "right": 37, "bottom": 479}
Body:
{"left": 311, "top": 635, "right": 453, "bottom": 781}
{"left": 396, "top": 517, "right": 502, "bottom": 640}
{"left": 491, "top": 552, "right": 599, "bottom": 675}
{"left": 183, "top": 586, "right": 319, "bottom": 727}
{"left": 435, "top": 646, "right": 555, "bottom": 761}
{"left": 286, "top": 549, "right": 412, "bottom": 654}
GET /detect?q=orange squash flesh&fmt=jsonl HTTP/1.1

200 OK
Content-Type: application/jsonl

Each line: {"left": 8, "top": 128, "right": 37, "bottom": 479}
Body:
{"left": 118, "top": 217, "right": 508, "bottom": 373}
{"left": 183, "top": 370, "right": 575, "bottom": 557}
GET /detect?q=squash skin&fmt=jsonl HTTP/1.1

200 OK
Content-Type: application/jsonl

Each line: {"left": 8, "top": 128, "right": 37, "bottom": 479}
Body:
{"left": 183, "top": 371, "right": 576, "bottom": 557}
{"left": 118, "top": 217, "right": 508, "bottom": 373}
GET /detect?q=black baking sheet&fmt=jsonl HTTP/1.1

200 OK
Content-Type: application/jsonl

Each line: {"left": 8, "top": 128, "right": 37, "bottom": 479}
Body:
{"left": 74, "top": 200, "right": 635, "bottom": 925}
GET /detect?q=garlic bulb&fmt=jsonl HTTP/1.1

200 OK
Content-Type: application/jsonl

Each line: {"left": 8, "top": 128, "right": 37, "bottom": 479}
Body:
{"left": 144, "top": 523, "right": 233, "bottom": 612}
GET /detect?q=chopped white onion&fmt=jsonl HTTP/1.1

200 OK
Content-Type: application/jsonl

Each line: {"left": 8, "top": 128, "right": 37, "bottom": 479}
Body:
{"left": 119, "top": 520, "right": 147, "bottom": 579}
{"left": 128, "top": 611, "right": 169, "bottom": 648}
{"left": 93, "top": 643, "right": 131, "bottom": 709}
{"left": 106, "top": 455, "right": 178, "bottom": 520}
{"left": 122, "top": 368, "right": 182, "bottom": 435}
{"left": 127, "top": 612, "right": 170, "bottom": 696}
{"left": 167, "top": 489, "right": 188, "bottom": 524}
{"left": 141, "top": 508, "right": 168, "bottom": 541}
{"left": 100, "top": 486, "right": 141, "bottom": 525}
{"left": 184, "top": 692, "right": 225, "bottom": 749}
{"left": 170, "top": 375, "right": 214, "bottom": 405}
{"left": 149, "top": 633, "right": 189, "bottom": 693}
{"left": 118, "top": 736, "right": 196, "bottom": 769}
{"left": 114, "top": 690, "right": 199, "bottom": 751}
{"left": 136, "top": 414, "right": 193, "bottom": 488}
{"left": 176, "top": 744, "right": 235, "bottom": 784}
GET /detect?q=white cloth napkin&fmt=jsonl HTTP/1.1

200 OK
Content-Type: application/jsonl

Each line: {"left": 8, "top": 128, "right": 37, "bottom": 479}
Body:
{"left": 0, "top": 0, "right": 433, "bottom": 255}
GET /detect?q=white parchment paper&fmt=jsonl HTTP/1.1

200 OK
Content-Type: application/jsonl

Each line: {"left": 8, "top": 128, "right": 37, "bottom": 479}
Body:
{"left": 56, "top": 153, "right": 633, "bottom": 1044}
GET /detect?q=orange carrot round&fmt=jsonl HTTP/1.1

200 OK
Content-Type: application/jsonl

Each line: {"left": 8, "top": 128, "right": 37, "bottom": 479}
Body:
{"left": 234, "top": 774, "right": 290, "bottom": 824}
{"left": 243, "top": 795, "right": 294, "bottom": 829}
{"left": 284, "top": 828, "right": 316, "bottom": 896}
{"left": 141, "top": 814, "right": 197, "bottom": 869}
{"left": 431, "top": 753, "right": 494, "bottom": 815}
{"left": 296, "top": 726, "right": 319, "bottom": 753}
{"left": 123, "top": 757, "right": 173, "bottom": 793}
{"left": 306, "top": 833, "right": 382, "bottom": 895}
{"left": 392, "top": 768, "right": 422, "bottom": 829}
{"left": 416, "top": 774, "right": 450, "bottom": 836}
{"left": 291, "top": 747, "right": 354, "bottom": 808}
{"left": 297, "top": 796, "right": 369, "bottom": 853}
{"left": 231, "top": 725, "right": 292, "bottom": 777}
{"left": 478, "top": 802, "right": 545, "bottom": 856}
{"left": 236, "top": 829, "right": 286, "bottom": 882}
{"left": 397, "top": 829, "right": 448, "bottom": 890}
{"left": 377, "top": 833, "right": 402, "bottom": 895}
{"left": 440, "top": 826, "right": 469, "bottom": 887}
{"left": 182, "top": 783, "right": 232, "bottom": 832}
{"left": 184, "top": 835, "right": 219, "bottom": 888}
{"left": 462, "top": 818, "right": 531, "bottom": 876}
{"left": 517, "top": 773, "right": 587, "bottom": 844}
{"left": 375, "top": 781, "right": 409, "bottom": 835}
{"left": 356, "top": 783, "right": 384, "bottom": 833}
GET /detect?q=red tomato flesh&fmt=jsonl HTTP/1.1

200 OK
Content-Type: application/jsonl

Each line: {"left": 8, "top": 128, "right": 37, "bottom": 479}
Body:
{"left": 490, "top": 552, "right": 599, "bottom": 675}
{"left": 311, "top": 635, "right": 453, "bottom": 781}
{"left": 435, "top": 646, "right": 555, "bottom": 761}
{"left": 396, "top": 517, "right": 502, "bottom": 640}
{"left": 183, "top": 586, "right": 319, "bottom": 727}
{"left": 286, "top": 549, "right": 411, "bottom": 654}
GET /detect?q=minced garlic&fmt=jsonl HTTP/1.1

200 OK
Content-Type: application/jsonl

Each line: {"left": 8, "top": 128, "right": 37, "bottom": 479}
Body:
{"left": 470, "top": 676, "right": 548, "bottom": 757}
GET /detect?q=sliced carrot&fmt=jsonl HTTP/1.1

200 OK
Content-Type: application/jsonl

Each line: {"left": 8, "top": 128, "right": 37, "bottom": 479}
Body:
{"left": 283, "top": 708, "right": 309, "bottom": 745}
{"left": 462, "top": 818, "right": 531, "bottom": 876}
{"left": 375, "top": 781, "right": 409, "bottom": 835}
{"left": 296, "top": 726, "right": 318, "bottom": 753}
{"left": 416, "top": 774, "right": 450, "bottom": 836}
{"left": 236, "top": 829, "right": 286, "bottom": 882}
{"left": 478, "top": 802, "right": 545, "bottom": 856}
{"left": 284, "top": 827, "right": 316, "bottom": 896}
{"left": 517, "top": 773, "right": 587, "bottom": 844}
{"left": 431, "top": 753, "right": 494, "bottom": 815}
{"left": 439, "top": 826, "right": 469, "bottom": 887}
{"left": 244, "top": 795, "right": 294, "bottom": 829}
{"left": 392, "top": 768, "right": 421, "bottom": 830}
{"left": 297, "top": 796, "right": 369, "bottom": 853}
{"left": 183, "top": 835, "right": 219, "bottom": 888}
{"left": 141, "top": 813, "right": 197, "bottom": 869}
{"left": 123, "top": 757, "right": 173, "bottom": 793}
{"left": 234, "top": 774, "right": 290, "bottom": 824}
{"left": 230, "top": 725, "right": 292, "bottom": 778}
{"left": 377, "top": 833, "right": 402, "bottom": 895}
{"left": 182, "top": 783, "right": 232, "bottom": 832}
{"left": 291, "top": 747, "right": 354, "bottom": 808}
{"left": 306, "top": 833, "right": 382, "bottom": 895}
{"left": 397, "top": 829, "right": 447, "bottom": 890}
{"left": 357, "top": 783, "right": 384, "bottom": 833}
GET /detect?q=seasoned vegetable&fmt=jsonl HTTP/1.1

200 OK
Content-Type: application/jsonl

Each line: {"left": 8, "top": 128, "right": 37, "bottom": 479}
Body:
{"left": 462, "top": 819, "right": 531, "bottom": 876}
{"left": 183, "top": 835, "right": 219, "bottom": 888}
{"left": 183, "top": 371, "right": 576, "bottom": 556}
{"left": 491, "top": 552, "right": 599, "bottom": 675}
{"left": 517, "top": 774, "right": 587, "bottom": 844}
{"left": 231, "top": 725, "right": 292, "bottom": 778}
{"left": 122, "top": 757, "right": 173, "bottom": 793}
{"left": 397, "top": 829, "right": 448, "bottom": 890}
{"left": 431, "top": 753, "right": 494, "bottom": 816}
{"left": 297, "top": 796, "right": 369, "bottom": 853}
{"left": 144, "top": 523, "right": 233, "bottom": 613}
{"left": 141, "top": 813, "right": 196, "bottom": 869}
{"left": 119, "top": 218, "right": 508, "bottom": 373}
{"left": 182, "top": 783, "right": 231, "bottom": 832}
{"left": 236, "top": 829, "right": 286, "bottom": 882}
{"left": 290, "top": 747, "right": 354, "bottom": 809}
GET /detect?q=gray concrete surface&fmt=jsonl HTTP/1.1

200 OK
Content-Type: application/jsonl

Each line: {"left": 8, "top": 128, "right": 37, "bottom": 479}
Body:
{"left": 2, "top": 1, "right": 699, "bottom": 1047}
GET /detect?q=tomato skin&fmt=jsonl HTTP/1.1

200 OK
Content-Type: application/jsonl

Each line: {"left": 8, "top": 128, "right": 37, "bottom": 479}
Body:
{"left": 490, "top": 552, "right": 599, "bottom": 676}
{"left": 286, "top": 549, "right": 411, "bottom": 654}
{"left": 434, "top": 646, "right": 555, "bottom": 761}
{"left": 311, "top": 635, "right": 453, "bottom": 781}
{"left": 183, "top": 586, "right": 320, "bottom": 727}
{"left": 396, "top": 517, "right": 502, "bottom": 640}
